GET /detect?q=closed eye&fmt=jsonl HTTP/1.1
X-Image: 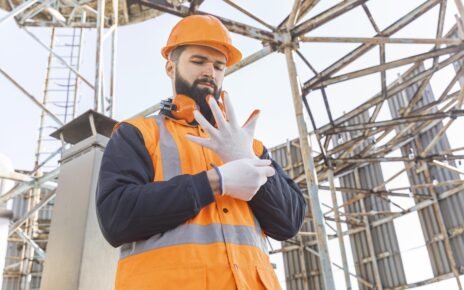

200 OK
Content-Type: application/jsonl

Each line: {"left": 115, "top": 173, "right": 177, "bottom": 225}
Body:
{"left": 191, "top": 60, "right": 204, "bottom": 65}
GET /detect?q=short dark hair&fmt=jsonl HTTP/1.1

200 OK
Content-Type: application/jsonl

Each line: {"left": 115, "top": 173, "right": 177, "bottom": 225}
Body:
{"left": 169, "top": 46, "right": 187, "bottom": 62}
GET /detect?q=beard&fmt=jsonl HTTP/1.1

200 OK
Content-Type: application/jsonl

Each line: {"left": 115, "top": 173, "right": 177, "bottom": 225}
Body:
{"left": 175, "top": 70, "right": 221, "bottom": 125}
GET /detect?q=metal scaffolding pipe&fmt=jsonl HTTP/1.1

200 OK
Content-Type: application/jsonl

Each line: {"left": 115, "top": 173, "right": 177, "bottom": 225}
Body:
{"left": 328, "top": 170, "right": 352, "bottom": 290}
{"left": 0, "top": 0, "right": 40, "bottom": 26}
{"left": 284, "top": 47, "right": 336, "bottom": 290}
{"left": 0, "top": 168, "right": 60, "bottom": 204}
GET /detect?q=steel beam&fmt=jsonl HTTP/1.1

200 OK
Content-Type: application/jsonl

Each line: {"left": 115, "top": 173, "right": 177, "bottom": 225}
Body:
{"left": 137, "top": 0, "right": 278, "bottom": 43}
{"left": 302, "top": 0, "right": 441, "bottom": 93}
{"left": 284, "top": 47, "right": 336, "bottom": 290}
{"left": 0, "top": 0, "right": 40, "bottom": 26}
{"left": 0, "top": 168, "right": 60, "bottom": 204}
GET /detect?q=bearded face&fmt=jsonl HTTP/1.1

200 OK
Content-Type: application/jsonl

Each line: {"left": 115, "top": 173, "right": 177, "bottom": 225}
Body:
{"left": 175, "top": 64, "right": 222, "bottom": 124}
{"left": 168, "top": 45, "right": 227, "bottom": 125}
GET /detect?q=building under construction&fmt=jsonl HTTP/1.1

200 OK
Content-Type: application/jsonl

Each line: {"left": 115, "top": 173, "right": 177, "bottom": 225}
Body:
{"left": 1, "top": 0, "right": 464, "bottom": 289}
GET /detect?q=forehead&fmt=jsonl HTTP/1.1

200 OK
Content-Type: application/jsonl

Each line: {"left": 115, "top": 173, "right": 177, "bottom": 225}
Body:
{"left": 181, "top": 45, "right": 227, "bottom": 63}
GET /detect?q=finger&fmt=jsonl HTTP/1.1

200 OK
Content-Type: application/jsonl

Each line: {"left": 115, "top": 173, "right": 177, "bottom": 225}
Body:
{"left": 223, "top": 92, "right": 239, "bottom": 127}
{"left": 257, "top": 175, "right": 269, "bottom": 188}
{"left": 263, "top": 166, "right": 276, "bottom": 177}
{"left": 186, "top": 134, "right": 213, "bottom": 148}
{"left": 251, "top": 158, "right": 272, "bottom": 167}
{"left": 242, "top": 109, "right": 260, "bottom": 136}
{"left": 256, "top": 166, "right": 275, "bottom": 179}
{"left": 208, "top": 97, "right": 227, "bottom": 129}
{"left": 193, "top": 110, "right": 219, "bottom": 138}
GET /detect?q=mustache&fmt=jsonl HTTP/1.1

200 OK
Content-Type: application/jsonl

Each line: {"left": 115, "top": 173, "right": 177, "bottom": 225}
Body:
{"left": 193, "top": 78, "right": 217, "bottom": 90}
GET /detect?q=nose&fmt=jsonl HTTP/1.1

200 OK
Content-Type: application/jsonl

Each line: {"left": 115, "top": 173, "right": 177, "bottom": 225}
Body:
{"left": 202, "top": 62, "right": 216, "bottom": 78}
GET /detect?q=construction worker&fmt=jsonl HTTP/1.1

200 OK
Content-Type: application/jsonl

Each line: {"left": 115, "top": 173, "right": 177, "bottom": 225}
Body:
{"left": 96, "top": 15, "right": 306, "bottom": 289}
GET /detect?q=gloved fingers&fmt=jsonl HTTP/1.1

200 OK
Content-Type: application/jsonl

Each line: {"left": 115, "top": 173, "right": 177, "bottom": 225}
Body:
{"left": 242, "top": 109, "right": 260, "bottom": 136}
{"left": 208, "top": 97, "right": 227, "bottom": 129}
{"left": 261, "top": 166, "right": 276, "bottom": 177}
{"left": 251, "top": 159, "right": 275, "bottom": 177}
{"left": 223, "top": 92, "right": 239, "bottom": 127}
{"left": 193, "top": 110, "right": 219, "bottom": 138}
{"left": 186, "top": 134, "right": 214, "bottom": 149}
{"left": 257, "top": 176, "right": 269, "bottom": 188}
{"left": 250, "top": 158, "right": 272, "bottom": 167}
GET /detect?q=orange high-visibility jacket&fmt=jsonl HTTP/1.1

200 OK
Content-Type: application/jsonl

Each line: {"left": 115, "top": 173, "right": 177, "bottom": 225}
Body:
{"left": 96, "top": 111, "right": 306, "bottom": 289}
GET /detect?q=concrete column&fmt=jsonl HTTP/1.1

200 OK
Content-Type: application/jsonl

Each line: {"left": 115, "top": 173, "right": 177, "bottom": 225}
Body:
{"left": 41, "top": 110, "right": 119, "bottom": 290}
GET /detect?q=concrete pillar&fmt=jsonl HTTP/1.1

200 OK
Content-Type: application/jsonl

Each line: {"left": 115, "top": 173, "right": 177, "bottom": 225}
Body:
{"left": 41, "top": 110, "right": 119, "bottom": 290}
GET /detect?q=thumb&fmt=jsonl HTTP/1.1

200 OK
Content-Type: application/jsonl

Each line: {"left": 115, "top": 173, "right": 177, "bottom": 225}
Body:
{"left": 242, "top": 109, "right": 260, "bottom": 135}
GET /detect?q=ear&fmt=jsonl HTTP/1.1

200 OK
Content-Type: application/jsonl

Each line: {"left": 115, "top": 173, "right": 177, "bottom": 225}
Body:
{"left": 165, "top": 60, "right": 175, "bottom": 79}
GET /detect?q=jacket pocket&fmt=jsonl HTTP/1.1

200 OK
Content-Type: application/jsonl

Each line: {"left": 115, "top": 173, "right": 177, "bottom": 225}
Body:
{"left": 256, "top": 265, "right": 282, "bottom": 290}
{"left": 118, "top": 264, "right": 207, "bottom": 290}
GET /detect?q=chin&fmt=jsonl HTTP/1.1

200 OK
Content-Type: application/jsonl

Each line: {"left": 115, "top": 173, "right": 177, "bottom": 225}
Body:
{"left": 196, "top": 89, "right": 214, "bottom": 98}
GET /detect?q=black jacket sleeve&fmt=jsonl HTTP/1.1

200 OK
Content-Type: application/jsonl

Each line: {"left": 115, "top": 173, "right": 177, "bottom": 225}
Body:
{"left": 249, "top": 147, "right": 307, "bottom": 241}
{"left": 96, "top": 123, "right": 214, "bottom": 247}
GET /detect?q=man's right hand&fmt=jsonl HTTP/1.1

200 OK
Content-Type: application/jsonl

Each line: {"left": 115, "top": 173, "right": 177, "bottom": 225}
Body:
{"left": 186, "top": 92, "right": 260, "bottom": 163}
{"left": 212, "top": 158, "right": 276, "bottom": 201}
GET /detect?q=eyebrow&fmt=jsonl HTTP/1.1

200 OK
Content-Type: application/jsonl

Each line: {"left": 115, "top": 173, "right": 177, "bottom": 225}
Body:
{"left": 190, "top": 54, "right": 226, "bottom": 66}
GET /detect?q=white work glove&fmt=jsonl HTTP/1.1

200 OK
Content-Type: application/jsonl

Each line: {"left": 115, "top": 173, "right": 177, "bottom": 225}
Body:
{"left": 186, "top": 92, "right": 260, "bottom": 162}
{"left": 216, "top": 158, "right": 276, "bottom": 201}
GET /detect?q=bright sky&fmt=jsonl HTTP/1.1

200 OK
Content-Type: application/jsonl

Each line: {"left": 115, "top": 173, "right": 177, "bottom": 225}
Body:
{"left": 1, "top": 0, "right": 464, "bottom": 289}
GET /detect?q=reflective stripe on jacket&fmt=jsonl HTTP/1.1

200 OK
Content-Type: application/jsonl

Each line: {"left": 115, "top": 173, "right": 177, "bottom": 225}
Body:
{"left": 114, "top": 114, "right": 282, "bottom": 290}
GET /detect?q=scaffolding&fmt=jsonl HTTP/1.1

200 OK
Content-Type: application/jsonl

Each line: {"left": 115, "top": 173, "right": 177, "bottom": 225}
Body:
{"left": 1, "top": 0, "right": 464, "bottom": 289}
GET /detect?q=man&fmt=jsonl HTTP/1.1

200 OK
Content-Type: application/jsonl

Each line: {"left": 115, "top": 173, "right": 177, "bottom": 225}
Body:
{"left": 96, "top": 15, "right": 306, "bottom": 290}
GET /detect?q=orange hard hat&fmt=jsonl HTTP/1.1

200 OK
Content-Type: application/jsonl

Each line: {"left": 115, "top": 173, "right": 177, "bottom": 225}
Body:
{"left": 162, "top": 15, "right": 242, "bottom": 67}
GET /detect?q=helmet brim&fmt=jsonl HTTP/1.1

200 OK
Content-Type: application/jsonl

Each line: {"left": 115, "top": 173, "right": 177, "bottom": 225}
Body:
{"left": 162, "top": 41, "right": 242, "bottom": 67}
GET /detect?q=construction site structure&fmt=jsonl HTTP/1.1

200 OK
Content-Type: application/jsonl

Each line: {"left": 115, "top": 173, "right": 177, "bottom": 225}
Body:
{"left": 1, "top": 0, "right": 464, "bottom": 289}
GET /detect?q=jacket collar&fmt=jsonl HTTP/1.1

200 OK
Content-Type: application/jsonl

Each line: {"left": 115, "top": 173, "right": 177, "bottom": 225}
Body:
{"left": 159, "top": 98, "right": 218, "bottom": 128}
{"left": 159, "top": 109, "right": 198, "bottom": 128}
